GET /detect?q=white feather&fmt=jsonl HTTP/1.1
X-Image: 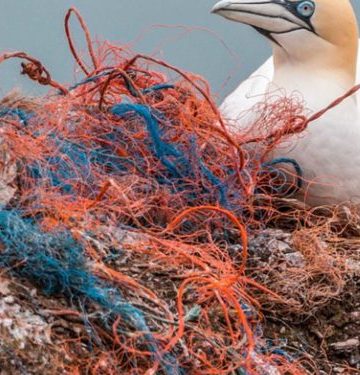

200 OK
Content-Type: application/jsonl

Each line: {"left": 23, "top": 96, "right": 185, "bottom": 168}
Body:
{"left": 220, "top": 44, "right": 360, "bottom": 205}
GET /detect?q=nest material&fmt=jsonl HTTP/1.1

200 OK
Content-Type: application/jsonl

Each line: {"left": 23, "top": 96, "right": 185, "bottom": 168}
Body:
{"left": 0, "top": 7, "right": 359, "bottom": 375}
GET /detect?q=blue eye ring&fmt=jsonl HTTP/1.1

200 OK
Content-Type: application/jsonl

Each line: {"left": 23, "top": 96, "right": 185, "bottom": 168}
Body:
{"left": 296, "top": 1, "right": 315, "bottom": 18}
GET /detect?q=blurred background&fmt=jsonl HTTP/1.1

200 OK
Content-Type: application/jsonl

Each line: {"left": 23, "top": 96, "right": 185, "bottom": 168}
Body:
{"left": 1, "top": 0, "right": 360, "bottom": 102}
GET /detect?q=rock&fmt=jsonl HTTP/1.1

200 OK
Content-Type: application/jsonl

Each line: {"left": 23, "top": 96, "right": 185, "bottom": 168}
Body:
{"left": 3, "top": 296, "right": 14, "bottom": 304}
{"left": 251, "top": 352, "right": 281, "bottom": 375}
{"left": 0, "top": 278, "right": 11, "bottom": 295}
{"left": 248, "top": 229, "right": 294, "bottom": 262}
{"left": 350, "top": 311, "right": 360, "bottom": 322}
{"left": 350, "top": 351, "right": 360, "bottom": 366}
{"left": 330, "top": 338, "right": 359, "bottom": 352}
{"left": 283, "top": 252, "right": 306, "bottom": 267}
{"left": 268, "top": 238, "right": 292, "bottom": 253}
{"left": 333, "top": 368, "right": 346, "bottom": 374}
{"left": 0, "top": 297, "right": 52, "bottom": 348}
{"left": 0, "top": 182, "right": 16, "bottom": 206}
{"left": 0, "top": 139, "right": 17, "bottom": 206}
{"left": 346, "top": 259, "right": 360, "bottom": 275}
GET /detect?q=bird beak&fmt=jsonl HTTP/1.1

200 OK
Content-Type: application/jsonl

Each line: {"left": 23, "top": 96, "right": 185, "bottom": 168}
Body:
{"left": 211, "top": 0, "right": 313, "bottom": 34}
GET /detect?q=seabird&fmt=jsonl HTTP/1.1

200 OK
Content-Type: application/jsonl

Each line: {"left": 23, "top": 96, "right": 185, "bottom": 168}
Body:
{"left": 212, "top": 0, "right": 360, "bottom": 205}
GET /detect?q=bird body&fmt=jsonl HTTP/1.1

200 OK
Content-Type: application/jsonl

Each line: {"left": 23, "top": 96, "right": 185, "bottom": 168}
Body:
{"left": 221, "top": 47, "right": 360, "bottom": 117}
{"left": 212, "top": 0, "right": 360, "bottom": 205}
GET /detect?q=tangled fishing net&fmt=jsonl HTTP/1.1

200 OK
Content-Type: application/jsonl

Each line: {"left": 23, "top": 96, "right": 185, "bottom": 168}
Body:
{"left": 0, "top": 8, "right": 359, "bottom": 375}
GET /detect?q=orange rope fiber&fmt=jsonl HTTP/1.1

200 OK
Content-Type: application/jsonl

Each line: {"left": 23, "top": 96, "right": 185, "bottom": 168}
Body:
{"left": 0, "top": 7, "right": 357, "bottom": 375}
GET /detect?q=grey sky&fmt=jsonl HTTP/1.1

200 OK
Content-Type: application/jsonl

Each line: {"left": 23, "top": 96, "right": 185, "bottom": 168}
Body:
{"left": 1, "top": 1, "right": 360, "bottom": 102}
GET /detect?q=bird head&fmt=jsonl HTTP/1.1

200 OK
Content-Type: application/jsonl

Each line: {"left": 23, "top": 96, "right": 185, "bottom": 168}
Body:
{"left": 212, "top": 0, "right": 358, "bottom": 83}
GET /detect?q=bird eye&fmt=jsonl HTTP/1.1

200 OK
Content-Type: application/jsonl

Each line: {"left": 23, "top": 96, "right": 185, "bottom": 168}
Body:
{"left": 296, "top": 1, "right": 315, "bottom": 18}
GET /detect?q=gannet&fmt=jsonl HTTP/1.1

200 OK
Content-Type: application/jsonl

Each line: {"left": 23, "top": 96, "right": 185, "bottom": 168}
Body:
{"left": 212, "top": 0, "right": 360, "bottom": 205}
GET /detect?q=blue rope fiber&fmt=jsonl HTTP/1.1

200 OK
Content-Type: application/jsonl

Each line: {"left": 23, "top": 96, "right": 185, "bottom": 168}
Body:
{"left": 261, "top": 157, "right": 303, "bottom": 192}
{"left": 20, "top": 102, "right": 228, "bottom": 206}
{"left": 142, "top": 83, "right": 174, "bottom": 94}
{"left": 69, "top": 70, "right": 174, "bottom": 97}
{"left": 0, "top": 106, "right": 32, "bottom": 126}
{"left": 189, "top": 137, "right": 229, "bottom": 207}
{"left": 69, "top": 70, "right": 113, "bottom": 90}
{"left": 0, "top": 75, "right": 299, "bottom": 372}
{"left": 112, "top": 103, "right": 189, "bottom": 178}
{"left": 0, "top": 99, "right": 300, "bottom": 207}
{"left": 264, "top": 339, "right": 295, "bottom": 362}
{"left": 27, "top": 139, "right": 93, "bottom": 194}
{"left": 111, "top": 102, "right": 229, "bottom": 206}
{"left": 25, "top": 135, "right": 144, "bottom": 198}
{"left": 0, "top": 210, "right": 180, "bottom": 375}
{"left": 26, "top": 132, "right": 141, "bottom": 195}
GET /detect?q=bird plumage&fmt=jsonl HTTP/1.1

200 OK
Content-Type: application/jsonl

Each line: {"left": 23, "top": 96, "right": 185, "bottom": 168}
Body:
{"left": 212, "top": 0, "right": 360, "bottom": 205}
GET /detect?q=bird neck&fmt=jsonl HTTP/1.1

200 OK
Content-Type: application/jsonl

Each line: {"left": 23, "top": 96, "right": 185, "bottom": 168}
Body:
{"left": 272, "top": 34, "right": 358, "bottom": 100}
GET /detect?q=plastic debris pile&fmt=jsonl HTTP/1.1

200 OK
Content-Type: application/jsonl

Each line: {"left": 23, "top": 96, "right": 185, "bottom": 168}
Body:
{"left": 0, "top": 8, "right": 358, "bottom": 375}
